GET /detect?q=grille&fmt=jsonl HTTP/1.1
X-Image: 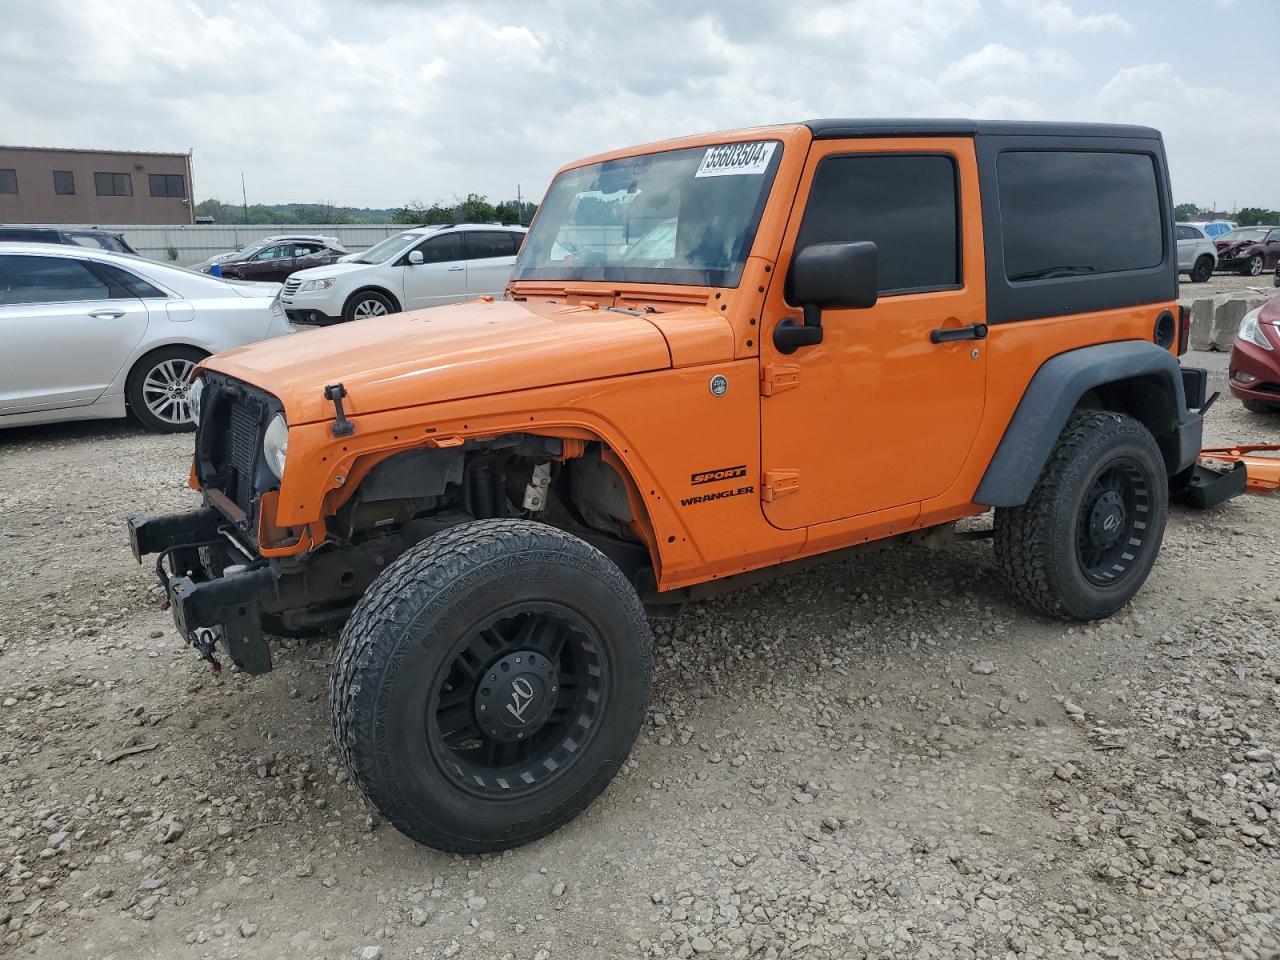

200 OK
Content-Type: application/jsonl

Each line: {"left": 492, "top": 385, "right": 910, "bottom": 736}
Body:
{"left": 283, "top": 278, "right": 301, "bottom": 296}
{"left": 225, "top": 400, "right": 262, "bottom": 512}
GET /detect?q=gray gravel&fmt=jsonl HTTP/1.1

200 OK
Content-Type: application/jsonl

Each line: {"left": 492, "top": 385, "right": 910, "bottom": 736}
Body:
{"left": 0, "top": 357, "right": 1277, "bottom": 959}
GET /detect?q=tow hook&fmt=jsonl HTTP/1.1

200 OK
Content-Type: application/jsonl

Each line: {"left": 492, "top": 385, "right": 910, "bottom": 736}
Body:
{"left": 191, "top": 628, "right": 223, "bottom": 675}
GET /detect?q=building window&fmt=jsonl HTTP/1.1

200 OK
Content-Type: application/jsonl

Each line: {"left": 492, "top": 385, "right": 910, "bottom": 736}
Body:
{"left": 0, "top": 169, "right": 16, "bottom": 194}
{"left": 94, "top": 172, "right": 133, "bottom": 197}
{"left": 53, "top": 171, "right": 75, "bottom": 195}
{"left": 149, "top": 173, "right": 186, "bottom": 198}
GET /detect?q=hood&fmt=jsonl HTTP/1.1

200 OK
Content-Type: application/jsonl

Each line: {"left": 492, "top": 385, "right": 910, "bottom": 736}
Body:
{"left": 202, "top": 298, "right": 679, "bottom": 425}
{"left": 290, "top": 260, "right": 381, "bottom": 280}
{"left": 1261, "top": 296, "right": 1280, "bottom": 325}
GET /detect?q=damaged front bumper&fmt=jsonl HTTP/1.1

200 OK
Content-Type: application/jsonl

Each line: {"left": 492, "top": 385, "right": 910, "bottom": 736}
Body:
{"left": 128, "top": 508, "right": 277, "bottom": 675}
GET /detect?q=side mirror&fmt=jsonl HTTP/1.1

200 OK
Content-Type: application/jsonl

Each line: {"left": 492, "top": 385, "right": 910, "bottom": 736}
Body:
{"left": 407, "top": 249, "right": 424, "bottom": 265}
{"left": 775, "top": 241, "right": 879, "bottom": 353}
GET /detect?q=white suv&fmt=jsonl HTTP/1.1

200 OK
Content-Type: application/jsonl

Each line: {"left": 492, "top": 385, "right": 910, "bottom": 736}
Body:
{"left": 1176, "top": 222, "right": 1218, "bottom": 284}
{"left": 281, "top": 224, "right": 528, "bottom": 324}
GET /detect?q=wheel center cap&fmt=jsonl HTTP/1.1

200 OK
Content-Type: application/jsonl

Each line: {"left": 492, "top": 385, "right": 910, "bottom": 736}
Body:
{"left": 474, "top": 649, "right": 558, "bottom": 744}
{"left": 1088, "top": 490, "right": 1127, "bottom": 548}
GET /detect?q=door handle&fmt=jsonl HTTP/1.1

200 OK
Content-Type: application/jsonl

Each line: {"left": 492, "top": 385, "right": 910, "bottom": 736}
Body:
{"left": 89, "top": 309, "right": 126, "bottom": 319}
{"left": 447, "top": 265, "right": 464, "bottom": 272}
{"left": 930, "top": 322, "right": 987, "bottom": 344}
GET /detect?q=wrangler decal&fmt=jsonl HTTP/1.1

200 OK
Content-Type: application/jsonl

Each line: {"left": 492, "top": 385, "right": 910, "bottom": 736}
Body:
{"left": 680, "top": 485, "right": 754, "bottom": 507}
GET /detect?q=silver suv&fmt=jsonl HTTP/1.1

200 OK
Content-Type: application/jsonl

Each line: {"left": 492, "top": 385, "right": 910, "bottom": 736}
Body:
{"left": 1176, "top": 222, "right": 1217, "bottom": 283}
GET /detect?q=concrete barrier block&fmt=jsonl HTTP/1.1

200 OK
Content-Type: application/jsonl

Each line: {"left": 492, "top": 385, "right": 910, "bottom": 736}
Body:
{"left": 1210, "top": 296, "right": 1265, "bottom": 351}
{"left": 1187, "top": 297, "right": 1218, "bottom": 352}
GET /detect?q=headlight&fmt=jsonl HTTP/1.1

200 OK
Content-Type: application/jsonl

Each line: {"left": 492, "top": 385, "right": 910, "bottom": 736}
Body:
{"left": 1238, "top": 308, "right": 1274, "bottom": 351}
{"left": 296, "top": 278, "right": 335, "bottom": 292}
{"left": 188, "top": 377, "right": 204, "bottom": 421}
{"left": 263, "top": 414, "right": 289, "bottom": 479}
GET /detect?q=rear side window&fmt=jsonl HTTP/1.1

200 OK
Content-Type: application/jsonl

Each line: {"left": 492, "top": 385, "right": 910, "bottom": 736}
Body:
{"left": 466, "top": 231, "right": 517, "bottom": 260}
{"left": 998, "top": 151, "right": 1162, "bottom": 281}
{"left": 1176, "top": 225, "right": 1203, "bottom": 241}
{"left": 0, "top": 255, "right": 110, "bottom": 305}
{"left": 792, "top": 154, "right": 960, "bottom": 295}
{"left": 91, "top": 262, "right": 166, "bottom": 299}
{"left": 0, "top": 228, "right": 51, "bottom": 243}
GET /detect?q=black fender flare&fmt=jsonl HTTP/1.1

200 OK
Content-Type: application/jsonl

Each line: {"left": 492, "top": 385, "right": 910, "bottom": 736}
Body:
{"left": 973, "top": 340, "right": 1202, "bottom": 507}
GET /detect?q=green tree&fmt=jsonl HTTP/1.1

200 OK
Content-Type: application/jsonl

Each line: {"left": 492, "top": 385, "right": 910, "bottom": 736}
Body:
{"left": 1173, "top": 202, "right": 1198, "bottom": 220}
{"left": 1235, "top": 207, "right": 1280, "bottom": 227}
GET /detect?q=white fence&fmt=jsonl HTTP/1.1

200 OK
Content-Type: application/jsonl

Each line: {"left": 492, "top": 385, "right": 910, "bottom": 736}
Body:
{"left": 25, "top": 223, "right": 413, "bottom": 266}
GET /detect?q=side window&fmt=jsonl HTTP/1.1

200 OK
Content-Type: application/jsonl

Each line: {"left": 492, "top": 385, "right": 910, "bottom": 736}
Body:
{"left": 1268, "top": 230, "right": 1280, "bottom": 243}
{"left": 91, "top": 263, "right": 166, "bottom": 299}
{"left": 414, "top": 233, "right": 463, "bottom": 264}
{"left": 67, "top": 232, "right": 113, "bottom": 251}
{"left": 1189, "top": 227, "right": 1206, "bottom": 240}
{"left": 509, "top": 231, "right": 527, "bottom": 252}
{"left": 0, "top": 229, "right": 49, "bottom": 243}
{"left": 791, "top": 154, "right": 959, "bottom": 295}
{"left": 53, "top": 171, "right": 75, "bottom": 196}
{"left": 465, "top": 231, "right": 517, "bottom": 260}
{"left": 997, "top": 151, "right": 1162, "bottom": 281}
{"left": 254, "top": 245, "right": 284, "bottom": 261}
{"left": 0, "top": 255, "right": 111, "bottom": 305}
{"left": 1176, "top": 225, "right": 1201, "bottom": 241}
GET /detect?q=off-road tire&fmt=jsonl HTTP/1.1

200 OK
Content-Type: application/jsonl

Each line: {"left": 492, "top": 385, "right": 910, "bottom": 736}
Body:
{"left": 994, "top": 411, "right": 1168, "bottom": 621}
{"left": 1243, "top": 254, "right": 1264, "bottom": 277}
{"left": 1242, "top": 399, "right": 1280, "bottom": 415}
{"left": 342, "top": 289, "right": 396, "bottom": 323}
{"left": 330, "top": 519, "right": 652, "bottom": 852}
{"left": 1189, "top": 255, "right": 1214, "bottom": 283}
{"left": 126, "top": 345, "right": 206, "bottom": 432}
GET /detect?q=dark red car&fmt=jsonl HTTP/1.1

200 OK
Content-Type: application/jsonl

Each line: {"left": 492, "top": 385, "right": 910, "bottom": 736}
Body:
{"left": 1229, "top": 295, "right": 1280, "bottom": 413}
{"left": 216, "top": 237, "right": 348, "bottom": 282}
{"left": 1215, "top": 226, "right": 1280, "bottom": 277}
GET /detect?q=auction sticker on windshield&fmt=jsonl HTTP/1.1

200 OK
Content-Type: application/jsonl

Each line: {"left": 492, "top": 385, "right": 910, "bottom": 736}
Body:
{"left": 695, "top": 141, "right": 777, "bottom": 178}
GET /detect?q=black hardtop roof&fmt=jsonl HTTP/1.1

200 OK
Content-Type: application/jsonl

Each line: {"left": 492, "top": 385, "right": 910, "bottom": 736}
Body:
{"left": 804, "top": 118, "right": 1161, "bottom": 140}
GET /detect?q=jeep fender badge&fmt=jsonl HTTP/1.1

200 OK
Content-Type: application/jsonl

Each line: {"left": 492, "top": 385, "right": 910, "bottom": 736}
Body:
{"left": 709, "top": 375, "right": 729, "bottom": 397}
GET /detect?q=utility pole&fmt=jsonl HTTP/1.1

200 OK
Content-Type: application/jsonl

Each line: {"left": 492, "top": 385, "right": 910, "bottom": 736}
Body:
{"left": 517, "top": 184, "right": 522, "bottom": 224}
{"left": 241, "top": 173, "right": 250, "bottom": 225}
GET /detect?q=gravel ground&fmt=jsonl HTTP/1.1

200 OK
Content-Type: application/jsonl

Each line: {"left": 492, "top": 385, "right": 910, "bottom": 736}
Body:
{"left": 0, "top": 356, "right": 1277, "bottom": 960}
{"left": 1179, "top": 271, "right": 1278, "bottom": 300}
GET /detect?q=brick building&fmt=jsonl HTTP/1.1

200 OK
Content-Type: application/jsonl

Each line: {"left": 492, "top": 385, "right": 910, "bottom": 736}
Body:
{"left": 0, "top": 145, "right": 195, "bottom": 225}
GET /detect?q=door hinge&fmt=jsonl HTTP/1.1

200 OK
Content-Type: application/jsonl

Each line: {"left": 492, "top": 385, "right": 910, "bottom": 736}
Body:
{"left": 760, "top": 363, "right": 800, "bottom": 396}
{"left": 762, "top": 469, "right": 800, "bottom": 502}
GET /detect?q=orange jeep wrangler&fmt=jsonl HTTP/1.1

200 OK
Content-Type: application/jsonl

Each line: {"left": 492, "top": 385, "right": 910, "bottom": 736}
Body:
{"left": 128, "top": 119, "right": 1222, "bottom": 852}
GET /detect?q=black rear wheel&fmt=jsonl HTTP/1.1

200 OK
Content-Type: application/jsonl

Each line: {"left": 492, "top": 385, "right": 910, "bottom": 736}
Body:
{"left": 1189, "top": 255, "right": 1214, "bottom": 283}
{"left": 331, "top": 519, "right": 652, "bottom": 852}
{"left": 994, "top": 411, "right": 1168, "bottom": 621}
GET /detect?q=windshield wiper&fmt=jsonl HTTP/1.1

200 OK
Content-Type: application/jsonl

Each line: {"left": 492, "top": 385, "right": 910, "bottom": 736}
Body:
{"left": 1009, "top": 265, "right": 1097, "bottom": 281}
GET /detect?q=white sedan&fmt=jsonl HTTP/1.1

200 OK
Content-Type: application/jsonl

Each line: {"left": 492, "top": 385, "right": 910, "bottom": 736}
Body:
{"left": 0, "top": 243, "right": 292, "bottom": 432}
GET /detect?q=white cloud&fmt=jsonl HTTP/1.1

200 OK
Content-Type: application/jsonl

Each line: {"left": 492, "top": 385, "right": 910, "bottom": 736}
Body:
{"left": 1004, "top": 0, "right": 1132, "bottom": 34}
{"left": 940, "top": 42, "right": 1076, "bottom": 84}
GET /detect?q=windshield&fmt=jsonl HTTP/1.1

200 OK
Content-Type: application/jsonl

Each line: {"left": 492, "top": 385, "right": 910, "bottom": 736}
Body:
{"left": 1220, "top": 228, "right": 1268, "bottom": 243}
{"left": 514, "top": 141, "right": 782, "bottom": 287}
{"left": 354, "top": 232, "right": 424, "bottom": 264}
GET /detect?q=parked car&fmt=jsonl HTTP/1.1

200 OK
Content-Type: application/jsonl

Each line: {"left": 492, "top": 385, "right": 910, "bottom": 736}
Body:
{"left": 1176, "top": 222, "right": 1217, "bottom": 283}
{"left": 213, "top": 238, "right": 348, "bottom": 283}
{"left": 190, "top": 235, "right": 346, "bottom": 275}
{"left": 280, "top": 224, "right": 527, "bottom": 324}
{"left": 0, "top": 225, "right": 139, "bottom": 256}
{"left": 129, "top": 118, "right": 1215, "bottom": 853}
{"left": 0, "top": 243, "right": 292, "bottom": 432}
{"left": 1214, "top": 226, "right": 1280, "bottom": 276}
{"left": 1229, "top": 296, "right": 1280, "bottom": 413}
{"left": 1188, "top": 220, "right": 1236, "bottom": 240}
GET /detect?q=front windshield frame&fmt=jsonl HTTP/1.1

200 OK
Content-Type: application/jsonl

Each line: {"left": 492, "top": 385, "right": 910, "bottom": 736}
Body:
{"left": 513, "top": 140, "right": 783, "bottom": 288}
{"left": 357, "top": 231, "right": 428, "bottom": 264}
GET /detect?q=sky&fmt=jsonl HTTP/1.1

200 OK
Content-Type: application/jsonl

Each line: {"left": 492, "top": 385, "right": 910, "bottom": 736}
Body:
{"left": 1, "top": 0, "right": 1276, "bottom": 211}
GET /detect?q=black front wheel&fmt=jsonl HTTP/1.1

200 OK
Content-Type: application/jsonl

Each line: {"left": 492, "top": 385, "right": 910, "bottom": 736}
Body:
{"left": 1189, "top": 255, "right": 1214, "bottom": 283}
{"left": 330, "top": 519, "right": 652, "bottom": 852}
{"left": 994, "top": 411, "right": 1168, "bottom": 621}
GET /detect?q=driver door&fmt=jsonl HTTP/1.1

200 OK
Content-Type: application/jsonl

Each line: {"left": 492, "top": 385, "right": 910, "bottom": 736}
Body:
{"left": 759, "top": 138, "right": 988, "bottom": 530}
{"left": 402, "top": 233, "right": 467, "bottom": 309}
